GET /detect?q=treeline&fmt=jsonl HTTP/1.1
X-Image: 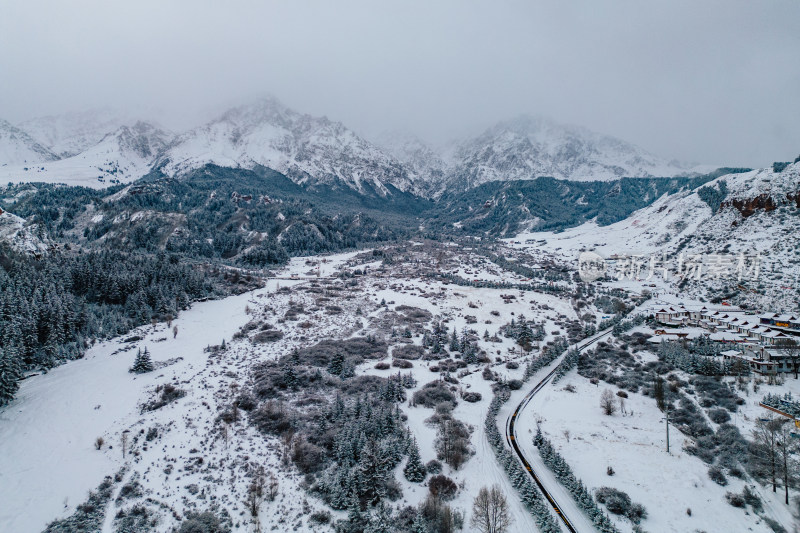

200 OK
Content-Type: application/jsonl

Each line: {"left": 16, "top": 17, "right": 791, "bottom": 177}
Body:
{"left": 0, "top": 245, "right": 228, "bottom": 405}
{"left": 761, "top": 393, "right": 800, "bottom": 418}
{"left": 435, "top": 271, "right": 572, "bottom": 296}
{"left": 658, "top": 340, "right": 750, "bottom": 376}
{"left": 484, "top": 386, "right": 562, "bottom": 533}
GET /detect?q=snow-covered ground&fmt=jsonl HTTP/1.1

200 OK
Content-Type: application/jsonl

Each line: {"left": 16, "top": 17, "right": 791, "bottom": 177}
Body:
{"left": 0, "top": 243, "right": 583, "bottom": 532}
{"left": 514, "top": 364, "right": 799, "bottom": 533}
{"left": 357, "top": 279, "right": 578, "bottom": 531}
{"left": 2, "top": 241, "right": 798, "bottom": 533}
{"left": 0, "top": 285, "right": 251, "bottom": 531}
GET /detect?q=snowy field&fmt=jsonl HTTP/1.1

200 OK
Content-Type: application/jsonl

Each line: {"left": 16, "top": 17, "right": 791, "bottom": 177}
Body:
{"left": 514, "top": 367, "right": 798, "bottom": 533}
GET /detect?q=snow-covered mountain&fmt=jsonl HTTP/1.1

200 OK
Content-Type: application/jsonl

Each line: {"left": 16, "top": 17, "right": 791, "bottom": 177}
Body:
{"left": 3, "top": 102, "right": 702, "bottom": 196}
{"left": 155, "top": 98, "right": 414, "bottom": 196}
{"left": 0, "top": 119, "right": 58, "bottom": 166}
{"left": 0, "top": 121, "right": 172, "bottom": 188}
{"left": 443, "top": 115, "right": 689, "bottom": 192}
{"left": 19, "top": 109, "right": 131, "bottom": 158}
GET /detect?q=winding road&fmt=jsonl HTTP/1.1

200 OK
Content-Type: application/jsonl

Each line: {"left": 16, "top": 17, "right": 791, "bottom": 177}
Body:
{"left": 505, "top": 329, "right": 613, "bottom": 533}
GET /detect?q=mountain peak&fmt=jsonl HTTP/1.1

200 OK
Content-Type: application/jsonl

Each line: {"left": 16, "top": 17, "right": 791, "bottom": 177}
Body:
{"left": 156, "top": 99, "right": 413, "bottom": 196}
{"left": 447, "top": 114, "right": 687, "bottom": 189}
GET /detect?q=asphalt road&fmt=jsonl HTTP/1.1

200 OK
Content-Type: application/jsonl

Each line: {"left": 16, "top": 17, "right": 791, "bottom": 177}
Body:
{"left": 505, "top": 329, "right": 613, "bottom": 533}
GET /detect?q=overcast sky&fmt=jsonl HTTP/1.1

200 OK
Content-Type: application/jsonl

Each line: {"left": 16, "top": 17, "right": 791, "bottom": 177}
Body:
{"left": 1, "top": 0, "right": 798, "bottom": 167}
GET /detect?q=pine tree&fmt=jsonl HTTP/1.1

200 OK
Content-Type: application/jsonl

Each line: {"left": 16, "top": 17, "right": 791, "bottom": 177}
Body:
{"left": 403, "top": 437, "right": 427, "bottom": 482}
{"left": 365, "top": 501, "right": 393, "bottom": 533}
{"left": 282, "top": 364, "right": 298, "bottom": 389}
{"left": 0, "top": 347, "right": 22, "bottom": 406}
{"left": 129, "top": 347, "right": 154, "bottom": 374}
{"left": 410, "top": 512, "right": 427, "bottom": 533}
{"left": 450, "top": 327, "right": 460, "bottom": 352}
{"left": 328, "top": 352, "right": 345, "bottom": 376}
{"left": 347, "top": 489, "right": 365, "bottom": 529}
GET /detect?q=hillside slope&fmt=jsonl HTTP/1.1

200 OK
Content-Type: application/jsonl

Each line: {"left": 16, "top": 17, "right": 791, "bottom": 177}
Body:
{"left": 0, "top": 119, "right": 58, "bottom": 166}
{"left": 514, "top": 162, "right": 800, "bottom": 310}
{"left": 0, "top": 122, "right": 172, "bottom": 188}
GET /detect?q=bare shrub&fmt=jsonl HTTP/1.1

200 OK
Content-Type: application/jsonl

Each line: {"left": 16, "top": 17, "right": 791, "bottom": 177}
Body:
{"left": 252, "top": 329, "right": 284, "bottom": 343}
{"left": 392, "top": 344, "right": 426, "bottom": 360}
{"left": 250, "top": 401, "right": 292, "bottom": 435}
{"left": 292, "top": 437, "right": 326, "bottom": 474}
{"left": 462, "top": 392, "right": 482, "bottom": 403}
{"left": 426, "top": 460, "right": 443, "bottom": 474}
{"left": 428, "top": 475, "right": 458, "bottom": 500}
{"left": 413, "top": 381, "right": 456, "bottom": 408}
{"left": 507, "top": 379, "right": 523, "bottom": 390}
{"left": 142, "top": 384, "right": 186, "bottom": 412}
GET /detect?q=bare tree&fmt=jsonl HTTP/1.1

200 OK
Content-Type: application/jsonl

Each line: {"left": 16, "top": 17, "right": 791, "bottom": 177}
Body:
{"left": 435, "top": 418, "right": 471, "bottom": 469}
{"left": 600, "top": 389, "right": 617, "bottom": 416}
{"left": 751, "top": 415, "right": 781, "bottom": 493}
{"left": 267, "top": 471, "right": 279, "bottom": 502}
{"left": 654, "top": 377, "right": 666, "bottom": 411}
{"left": 247, "top": 464, "right": 265, "bottom": 526}
{"left": 776, "top": 419, "right": 798, "bottom": 504}
{"left": 471, "top": 485, "right": 512, "bottom": 533}
{"left": 281, "top": 431, "right": 295, "bottom": 466}
{"left": 121, "top": 430, "right": 129, "bottom": 458}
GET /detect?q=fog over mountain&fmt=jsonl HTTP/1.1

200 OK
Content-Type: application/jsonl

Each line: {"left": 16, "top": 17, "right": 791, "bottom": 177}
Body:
{"left": 0, "top": 97, "right": 705, "bottom": 195}
{"left": 1, "top": 1, "right": 799, "bottom": 169}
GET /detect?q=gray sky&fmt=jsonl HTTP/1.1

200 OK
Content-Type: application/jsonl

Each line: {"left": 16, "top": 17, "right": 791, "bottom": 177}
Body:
{"left": 1, "top": 0, "right": 799, "bottom": 167}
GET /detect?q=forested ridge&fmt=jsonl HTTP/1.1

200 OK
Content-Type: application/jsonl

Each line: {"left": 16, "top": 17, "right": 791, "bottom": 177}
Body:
{"left": 430, "top": 170, "right": 749, "bottom": 236}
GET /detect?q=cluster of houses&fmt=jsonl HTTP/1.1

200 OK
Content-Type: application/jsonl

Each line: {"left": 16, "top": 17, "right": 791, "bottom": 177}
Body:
{"left": 649, "top": 303, "right": 800, "bottom": 375}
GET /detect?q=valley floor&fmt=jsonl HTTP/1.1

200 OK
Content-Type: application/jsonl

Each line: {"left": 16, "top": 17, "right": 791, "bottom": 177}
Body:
{"left": 2, "top": 241, "right": 799, "bottom": 533}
